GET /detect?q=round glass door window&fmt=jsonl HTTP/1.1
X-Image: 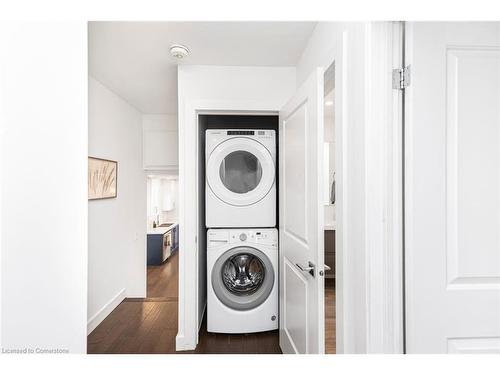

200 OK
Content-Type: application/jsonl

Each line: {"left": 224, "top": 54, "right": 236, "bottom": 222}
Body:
{"left": 212, "top": 247, "right": 274, "bottom": 311}
{"left": 206, "top": 137, "right": 275, "bottom": 207}
{"left": 219, "top": 151, "right": 263, "bottom": 194}
{"left": 221, "top": 253, "right": 265, "bottom": 295}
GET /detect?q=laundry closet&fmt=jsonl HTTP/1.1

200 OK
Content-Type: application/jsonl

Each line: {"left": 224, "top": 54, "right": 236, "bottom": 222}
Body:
{"left": 198, "top": 115, "right": 279, "bottom": 334}
{"left": 177, "top": 65, "right": 328, "bottom": 353}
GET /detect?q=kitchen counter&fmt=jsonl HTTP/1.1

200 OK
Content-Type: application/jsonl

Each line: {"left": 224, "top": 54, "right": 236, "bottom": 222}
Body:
{"left": 147, "top": 222, "right": 178, "bottom": 235}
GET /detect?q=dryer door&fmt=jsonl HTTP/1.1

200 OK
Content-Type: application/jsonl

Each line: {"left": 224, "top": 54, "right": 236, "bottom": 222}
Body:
{"left": 207, "top": 137, "right": 275, "bottom": 206}
{"left": 211, "top": 246, "right": 275, "bottom": 311}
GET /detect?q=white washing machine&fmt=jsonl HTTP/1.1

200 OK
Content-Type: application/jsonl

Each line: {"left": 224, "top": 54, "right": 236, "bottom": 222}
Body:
{"left": 207, "top": 228, "right": 278, "bottom": 333}
{"left": 205, "top": 129, "right": 276, "bottom": 228}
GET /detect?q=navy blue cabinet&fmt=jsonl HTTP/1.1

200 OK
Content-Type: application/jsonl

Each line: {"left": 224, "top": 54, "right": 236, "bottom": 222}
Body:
{"left": 147, "top": 225, "right": 179, "bottom": 266}
{"left": 147, "top": 233, "right": 165, "bottom": 266}
{"left": 171, "top": 225, "right": 179, "bottom": 251}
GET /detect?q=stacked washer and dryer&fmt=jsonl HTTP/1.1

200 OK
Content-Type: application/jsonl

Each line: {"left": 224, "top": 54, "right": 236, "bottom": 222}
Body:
{"left": 205, "top": 129, "right": 278, "bottom": 333}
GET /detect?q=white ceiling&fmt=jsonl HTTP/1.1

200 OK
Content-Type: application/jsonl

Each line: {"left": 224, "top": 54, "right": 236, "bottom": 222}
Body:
{"left": 88, "top": 22, "right": 317, "bottom": 114}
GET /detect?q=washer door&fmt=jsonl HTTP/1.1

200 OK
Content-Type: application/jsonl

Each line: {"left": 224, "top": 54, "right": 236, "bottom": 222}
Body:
{"left": 207, "top": 137, "right": 275, "bottom": 206}
{"left": 211, "top": 246, "right": 275, "bottom": 311}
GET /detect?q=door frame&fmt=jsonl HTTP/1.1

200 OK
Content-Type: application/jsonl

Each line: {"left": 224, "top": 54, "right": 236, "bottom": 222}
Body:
{"left": 362, "top": 21, "right": 406, "bottom": 353}
{"left": 325, "top": 22, "right": 405, "bottom": 353}
{"left": 176, "top": 99, "right": 283, "bottom": 351}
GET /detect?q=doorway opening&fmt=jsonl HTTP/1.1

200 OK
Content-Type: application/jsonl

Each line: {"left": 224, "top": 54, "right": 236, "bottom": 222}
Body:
{"left": 146, "top": 174, "right": 180, "bottom": 301}
{"left": 323, "top": 61, "right": 336, "bottom": 354}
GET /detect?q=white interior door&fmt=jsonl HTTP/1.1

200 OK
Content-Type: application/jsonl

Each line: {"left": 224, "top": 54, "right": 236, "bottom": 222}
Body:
{"left": 406, "top": 22, "right": 500, "bottom": 353}
{"left": 279, "top": 68, "right": 325, "bottom": 354}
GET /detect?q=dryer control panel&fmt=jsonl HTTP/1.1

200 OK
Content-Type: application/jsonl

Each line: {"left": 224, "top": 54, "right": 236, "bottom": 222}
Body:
{"left": 225, "top": 130, "right": 274, "bottom": 140}
{"left": 207, "top": 228, "right": 278, "bottom": 248}
{"left": 206, "top": 129, "right": 275, "bottom": 147}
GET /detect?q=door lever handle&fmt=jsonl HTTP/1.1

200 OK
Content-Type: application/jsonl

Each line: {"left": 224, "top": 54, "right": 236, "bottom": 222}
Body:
{"left": 296, "top": 262, "right": 315, "bottom": 277}
{"left": 324, "top": 264, "right": 331, "bottom": 271}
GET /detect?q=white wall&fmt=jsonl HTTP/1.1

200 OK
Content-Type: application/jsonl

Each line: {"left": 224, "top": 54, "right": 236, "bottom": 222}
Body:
{"left": 324, "top": 87, "right": 336, "bottom": 223}
{"left": 177, "top": 65, "right": 296, "bottom": 350}
{"left": 297, "top": 22, "right": 339, "bottom": 87}
{"left": 0, "top": 22, "right": 87, "bottom": 353}
{"left": 87, "top": 77, "right": 147, "bottom": 333}
{"left": 143, "top": 114, "right": 177, "bottom": 132}
{"left": 142, "top": 114, "right": 179, "bottom": 172}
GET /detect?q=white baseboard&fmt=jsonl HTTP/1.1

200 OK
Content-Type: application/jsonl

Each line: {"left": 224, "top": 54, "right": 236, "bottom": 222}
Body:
{"left": 87, "top": 288, "right": 126, "bottom": 335}
{"left": 175, "top": 302, "right": 207, "bottom": 351}
{"left": 175, "top": 333, "right": 196, "bottom": 351}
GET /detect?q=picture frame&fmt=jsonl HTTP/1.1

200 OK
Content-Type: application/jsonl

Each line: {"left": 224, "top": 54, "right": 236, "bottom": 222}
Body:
{"left": 88, "top": 157, "right": 118, "bottom": 200}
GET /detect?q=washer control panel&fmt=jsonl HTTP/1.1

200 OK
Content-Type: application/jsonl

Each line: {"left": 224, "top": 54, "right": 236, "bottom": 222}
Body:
{"left": 232, "top": 229, "right": 278, "bottom": 246}
{"left": 207, "top": 229, "right": 278, "bottom": 248}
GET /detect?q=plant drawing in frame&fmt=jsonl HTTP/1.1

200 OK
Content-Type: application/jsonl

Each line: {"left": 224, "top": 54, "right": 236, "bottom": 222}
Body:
{"left": 88, "top": 157, "right": 117, "bottom": 200}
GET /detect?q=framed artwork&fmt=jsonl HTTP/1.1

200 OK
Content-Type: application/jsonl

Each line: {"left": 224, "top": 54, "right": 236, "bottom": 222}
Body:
{"left": 88, "top": 157, "right": 117, "bottom": 200}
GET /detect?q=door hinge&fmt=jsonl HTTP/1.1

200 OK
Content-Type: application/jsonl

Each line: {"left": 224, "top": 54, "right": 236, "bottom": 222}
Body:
{"left": 392, "top": 65, "right": 411, "bottom": 90}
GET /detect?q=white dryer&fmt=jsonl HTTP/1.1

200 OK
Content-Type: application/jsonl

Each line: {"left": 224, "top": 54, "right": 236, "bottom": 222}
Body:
{"left": 205, "top": 129, "right": 276, "bottom": 228}
{"left": 207, "top": 228, "right": 278, "bottom": 333}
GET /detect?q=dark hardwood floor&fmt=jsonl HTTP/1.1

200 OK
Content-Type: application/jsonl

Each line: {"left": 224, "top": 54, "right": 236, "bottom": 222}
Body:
{"left": 325, "top": 278, "right": 336, "bottom": 354}
{"left": 87, "top": 299, "right": 178, "bottom": 353}
{"left": 87, "top": 249, "right": 283, "bottom": 354}
{"left": 182, "top": 317, "right": 281, "bottom": 354}
{"left": 87, "top": 251, "right": 180, "bottom": 354}
{"left": 146, "top": 250, "right": 179, "bottom": 300}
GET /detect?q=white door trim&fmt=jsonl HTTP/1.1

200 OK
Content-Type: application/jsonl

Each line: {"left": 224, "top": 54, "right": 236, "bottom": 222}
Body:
{"left": 402, "top": 21, "right": 419, "bottom": 354}
{"left": 333, "top": 22, "right": 404, "bottom": 354}
{"left": 363, "top": 21, "right": 405, "bottom": 353}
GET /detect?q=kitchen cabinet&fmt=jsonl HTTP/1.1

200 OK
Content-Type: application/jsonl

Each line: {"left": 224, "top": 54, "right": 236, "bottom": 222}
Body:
{"left": 147, "top": 224, "right": 178, "bottom": 265}
{"left": 142, "top": 114, "right": 178, "bottom": 171}
{"left": 171, "top": 225, "right": 179, "bottom": 251}
{"left": 147, "top": 232, "right": 168, "bottom": 265}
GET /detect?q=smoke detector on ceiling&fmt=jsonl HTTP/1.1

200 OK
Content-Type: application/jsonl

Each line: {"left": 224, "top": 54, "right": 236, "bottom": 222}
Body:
{"left": 169, "top": 44, "right": 190, "bottom": 60}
